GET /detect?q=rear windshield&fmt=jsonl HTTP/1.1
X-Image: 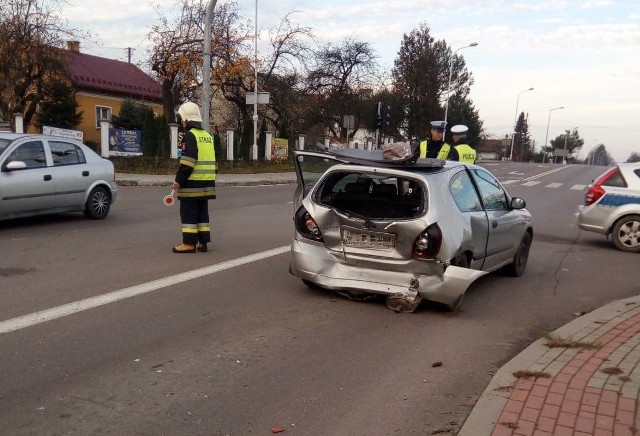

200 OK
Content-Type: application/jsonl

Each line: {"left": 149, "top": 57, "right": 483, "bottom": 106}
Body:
{"left": 313, "top": 170, "right": 425, "bottom": 219}
{"left": 597, "top": 167, "right": 627, "bottom": 188}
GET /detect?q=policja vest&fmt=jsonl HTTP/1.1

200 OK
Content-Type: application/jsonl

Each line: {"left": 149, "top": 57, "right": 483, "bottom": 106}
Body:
{"left": 419, "top": 140, "right": 450, "bottom": 159}
{"left": 453, "top": 143, "right": 476, "bottom": 164}
{"left": 176, "top": 128, "right": 217, "bottom": 200}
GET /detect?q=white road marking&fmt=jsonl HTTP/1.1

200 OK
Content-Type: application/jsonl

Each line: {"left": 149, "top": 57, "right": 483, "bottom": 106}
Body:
{"left": 0, "top": 245, "right": 291, "bottom": 335}
{"left": 522, "top": 181, "right": 541, "bottom": 186}
{"left": 545, "top": 183, "right": 563, "bottom": 189}
{"left": 571, "top": 184, "right": 587, "bottom": 190}
{"left": 501, "top": 180, "right": 520, "bottom": 185}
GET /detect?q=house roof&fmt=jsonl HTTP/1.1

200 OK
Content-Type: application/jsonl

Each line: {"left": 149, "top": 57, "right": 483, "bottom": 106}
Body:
{"left": 477, "top": 138, "right": 505, "bottom": 153}
{"left": 64, "top": 49, "right": 162, "bottom": 102}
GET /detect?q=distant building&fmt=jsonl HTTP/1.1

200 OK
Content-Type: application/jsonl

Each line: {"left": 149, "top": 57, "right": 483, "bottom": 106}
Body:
{"left": 62, "top": 41, "right": 163, "bottom": 144}
{"left": 477, "top": 138, "right": 507, "bottom": 161}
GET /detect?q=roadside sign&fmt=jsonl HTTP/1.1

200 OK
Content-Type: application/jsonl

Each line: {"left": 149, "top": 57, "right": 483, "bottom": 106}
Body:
{"left": 43, "top": 125, "right": 83, "bottom": 141}
{"left": 246, "top": 92, "right": 270, "bottom": 105}
{"left": 343, "top": 115, "right": 355, "bottom": 129}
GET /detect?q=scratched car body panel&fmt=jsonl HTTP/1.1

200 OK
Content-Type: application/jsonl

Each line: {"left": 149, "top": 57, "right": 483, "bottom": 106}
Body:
{"left": 289, "top": 149, "right": 534, "bottom": 312}
{"left": 577, "top": 162, "right": 640, "bottom": 252}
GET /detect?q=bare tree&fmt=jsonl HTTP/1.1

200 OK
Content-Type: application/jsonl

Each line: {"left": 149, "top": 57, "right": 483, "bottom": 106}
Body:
{"left": 304, "top": 37, "right": 378, "bottom": 138}
{"left": 147, "top": 0, "right": 252, "bottom": 124}
{"left": 0, "top": 0, "right": 86, "bottom": 128}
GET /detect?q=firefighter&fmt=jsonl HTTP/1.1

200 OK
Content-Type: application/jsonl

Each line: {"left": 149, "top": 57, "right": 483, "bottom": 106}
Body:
{"left": 417, "top": 121, "right": 451, "bottom": 159}
{"left": 171, "top": 102, "right": 217, "bottom": 253}
{"left": 449, "top": 125, "right": 477, "bottom": 164}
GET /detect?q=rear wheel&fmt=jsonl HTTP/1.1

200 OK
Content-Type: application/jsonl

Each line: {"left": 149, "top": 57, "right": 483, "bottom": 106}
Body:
{"left": 503, "top": 232, "right": 532, "bottom": 277}
{"left": 612, "top": 215, "right": 640, "bottom": 253}
{"left": 84, "top": 186, "right": 111, "bottom": 219}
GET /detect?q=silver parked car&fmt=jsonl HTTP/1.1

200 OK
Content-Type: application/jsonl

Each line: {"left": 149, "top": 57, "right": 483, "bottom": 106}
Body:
{"left": 0, "top": 133, "right": 117, "bottom": 221}
{"left": 578, "top": 162, "right": 640, "bottom": 252}
{"left": 289, "top": 149, "right": 534, "bottom": 312}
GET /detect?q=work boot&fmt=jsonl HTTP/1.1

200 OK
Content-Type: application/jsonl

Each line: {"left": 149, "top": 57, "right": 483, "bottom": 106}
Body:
{"left": 172, "top": 244, "right": 196, "bottom": 253}
{"left": 197, "top": 243, "right": 208, "bottom": 252}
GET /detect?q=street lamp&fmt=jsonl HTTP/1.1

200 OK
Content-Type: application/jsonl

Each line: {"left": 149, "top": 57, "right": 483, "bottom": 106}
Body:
{"left": 509, "top": 87, "right": 534, "bottom": 161}
{"left": 542, "top": 106, "right": 564, "bottom": 163}
{"left": 252, "top": 0, "right": 258, "bottom": 160}
{"left": 443, "top": 42, "right": 478, "bottom": 129}
{"left": 202, "top": 0, "right": 219, "bottom": 132}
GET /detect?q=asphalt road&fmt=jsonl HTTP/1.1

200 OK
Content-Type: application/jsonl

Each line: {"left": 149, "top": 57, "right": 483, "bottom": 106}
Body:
{"left": 1, "top": 162, "right": 638, "bottom": 435}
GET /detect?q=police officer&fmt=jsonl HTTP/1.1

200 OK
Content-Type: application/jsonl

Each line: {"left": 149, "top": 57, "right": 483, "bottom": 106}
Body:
{"left": 418, "top": 121, "right": 451, "bottom": 159}
{"left": 171, "top": 102, "right": 217, "bottom": 253}
{"left": 449, "top": 124, "right": 477, "bottom": 164}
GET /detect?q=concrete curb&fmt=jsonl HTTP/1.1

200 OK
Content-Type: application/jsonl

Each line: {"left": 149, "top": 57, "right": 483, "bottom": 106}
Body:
{"left": 458, "top": 294, "right": 640, "bottom": 435}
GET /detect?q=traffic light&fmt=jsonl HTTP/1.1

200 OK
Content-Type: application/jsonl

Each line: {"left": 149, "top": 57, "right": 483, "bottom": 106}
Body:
{"left": 383, "top": 105, "right": 391, "bottom": 128}
{"left": 374, "top": 102, "right": 383, "bottom": 129}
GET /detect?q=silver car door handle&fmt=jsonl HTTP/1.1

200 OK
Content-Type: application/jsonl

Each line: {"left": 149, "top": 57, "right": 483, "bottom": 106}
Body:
{"left": 82, "top": 171, "right": 89, "bottom": 176}
{"left": 492, "top": 221, "right": 498, "bottom": 228}
{"left": 44, "top": 174, "right": 52, "bottom": 181}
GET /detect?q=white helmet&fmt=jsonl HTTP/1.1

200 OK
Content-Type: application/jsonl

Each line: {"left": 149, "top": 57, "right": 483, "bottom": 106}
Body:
{"left": 177, "top": 102, "right": 203, "bottom": 123}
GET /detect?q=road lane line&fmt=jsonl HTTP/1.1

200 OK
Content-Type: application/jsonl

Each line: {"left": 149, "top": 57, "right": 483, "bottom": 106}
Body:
{"left": 522, "top": 181, "right": 541, "bottom": 186}
{"left": 545, "top": 182, "right": 563, "bottom": 189}
{"left": 571, "top": 184, "right": 586, "bottom": 190}
{"left": 0, "top": 245, "right": 290, "bottom": 335}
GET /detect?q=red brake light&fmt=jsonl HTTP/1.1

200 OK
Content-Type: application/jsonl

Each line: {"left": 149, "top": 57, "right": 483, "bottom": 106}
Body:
{"left": 584, "top": 185, "right": 605, "bottom": 206}
{"left": 294, "top": 206, "right": 324, "bottom": 242}
{"left": 584, "top": 167, "right": 618, "bottom": 206}
{"left": 412, "top": 224, "right": 442, "bottom": 259}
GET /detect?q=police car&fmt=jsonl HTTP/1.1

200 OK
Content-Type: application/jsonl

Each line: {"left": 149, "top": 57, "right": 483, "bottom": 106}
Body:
{"left": 578, "top": 162, "right": 640, "bottom": 252}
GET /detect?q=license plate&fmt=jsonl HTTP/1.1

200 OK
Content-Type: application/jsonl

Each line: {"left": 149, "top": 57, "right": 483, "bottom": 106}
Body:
{"left": 342, "top": 229, "right": 396, "bottom": 249}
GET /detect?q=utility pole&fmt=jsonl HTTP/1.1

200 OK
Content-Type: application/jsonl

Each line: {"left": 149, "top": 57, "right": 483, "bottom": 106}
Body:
{"left": 125, "top": 47, "right": 134, "bottom": 63}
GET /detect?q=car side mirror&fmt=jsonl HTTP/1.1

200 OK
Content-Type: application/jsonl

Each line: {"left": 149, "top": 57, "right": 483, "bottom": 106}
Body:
{"left": 3, "top": 160, "right": 27, "bottom": 171}
{"left": 511, "top": 197, "right": 526, "bottom": 209}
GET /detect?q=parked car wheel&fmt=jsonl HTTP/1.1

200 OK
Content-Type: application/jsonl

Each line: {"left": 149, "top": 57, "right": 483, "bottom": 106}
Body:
{"left": 612, "top": 215, "right": 640, "bottom": 253}
{"left": 503, "top": 232, "right": 532, "bottom": 277}
{"left": 84, "top": 186, "right": 111, "bottom": 219}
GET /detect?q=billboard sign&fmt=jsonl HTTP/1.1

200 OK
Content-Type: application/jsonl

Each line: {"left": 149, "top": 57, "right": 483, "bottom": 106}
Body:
{"left": 108, "top": 128, "right": 143, "bottom": 156}
{"left": 271, "top": 138, "right": 289, "bottom": 160}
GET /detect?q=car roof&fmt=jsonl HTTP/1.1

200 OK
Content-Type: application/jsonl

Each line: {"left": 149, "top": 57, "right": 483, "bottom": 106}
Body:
{"left": 296, "top": 147, "right": 471, "bottom": 173}
{"left": 0, "top": 132, "right": 84, "bottom": 143}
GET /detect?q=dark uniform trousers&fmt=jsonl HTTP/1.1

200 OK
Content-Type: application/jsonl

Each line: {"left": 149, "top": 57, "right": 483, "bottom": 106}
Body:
{"left": 180, "top": 199, "right": 211, "bottom": 245}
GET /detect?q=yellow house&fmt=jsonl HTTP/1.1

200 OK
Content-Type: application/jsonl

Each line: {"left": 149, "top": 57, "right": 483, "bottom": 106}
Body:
{"left": 63, "top": 41, "right": 163, "bottom": 144}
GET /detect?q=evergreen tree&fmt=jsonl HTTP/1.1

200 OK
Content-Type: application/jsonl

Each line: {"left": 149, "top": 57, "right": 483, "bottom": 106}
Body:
{"left": 513, "top": 113, "right": 532, "bottom": 162}
{"left": 35, "top": 78, "right": 82, "bottom": 130}
{"left": 392, "top": 22, "right": 474, "bottom": 140}
{"left": 112, "top": 99, "right": 149, "bottom": 130}
{"left": 445, "top": 93, "right": 483, "bottom": 148}
{"left": 142, "top": 108, "right": 158, "bottom": 156}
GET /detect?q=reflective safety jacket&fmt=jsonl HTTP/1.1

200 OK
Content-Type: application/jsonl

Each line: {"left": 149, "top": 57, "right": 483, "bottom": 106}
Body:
{"left": 419, "top": 140, "right": 450, "bottom": 159}
{"left": 175, "top": 127, "right": 217, "bottom": 200}
{"left": 453, "top": 143, "right": 477, "bottom": 164}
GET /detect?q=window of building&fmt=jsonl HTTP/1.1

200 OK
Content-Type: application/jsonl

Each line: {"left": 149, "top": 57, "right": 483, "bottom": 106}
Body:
{"left": 96, "top": 106, "right": 112, "bottom": 129}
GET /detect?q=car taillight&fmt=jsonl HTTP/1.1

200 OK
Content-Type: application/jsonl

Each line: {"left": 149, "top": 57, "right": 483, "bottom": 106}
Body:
{"left": 584, "top": 167, "right": 618, "bottom": 206}
{"left": 412, "top": 223, "right": 442, "bottom": 259}
{"left": 294, "top": 206, "right": 324, "bottom": 242}
{"left": 584, "top": 185, "right": 605, "bottom": 206}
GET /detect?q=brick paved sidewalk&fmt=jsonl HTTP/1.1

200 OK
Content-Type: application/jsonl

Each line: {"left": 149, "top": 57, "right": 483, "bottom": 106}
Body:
{"left": 460, "top": 297, "right": 640, "bottom": 436}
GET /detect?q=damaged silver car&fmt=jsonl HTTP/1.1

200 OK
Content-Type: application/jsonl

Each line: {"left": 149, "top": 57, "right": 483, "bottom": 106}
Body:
{"left": 289, "top": 148, "right": 533, "bottom": 312}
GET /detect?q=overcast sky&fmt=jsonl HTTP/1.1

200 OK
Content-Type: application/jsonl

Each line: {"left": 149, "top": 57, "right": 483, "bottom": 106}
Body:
{"left": 62, "top": 0, "right": 640, "bottom": 162}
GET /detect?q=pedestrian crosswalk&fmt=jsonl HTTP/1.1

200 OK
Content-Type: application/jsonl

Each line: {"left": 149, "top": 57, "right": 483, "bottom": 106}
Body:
{"left": 499, "top": 179, "right": 587, "bottom": 190}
